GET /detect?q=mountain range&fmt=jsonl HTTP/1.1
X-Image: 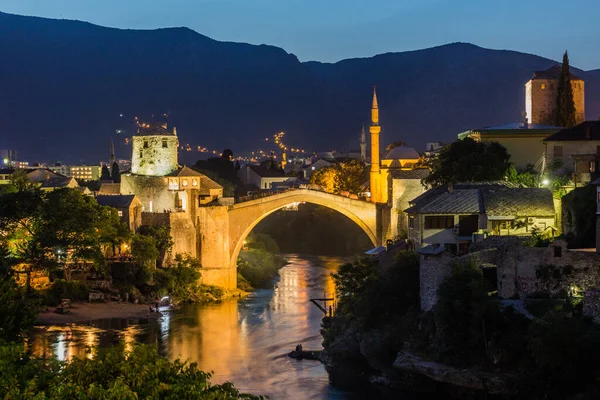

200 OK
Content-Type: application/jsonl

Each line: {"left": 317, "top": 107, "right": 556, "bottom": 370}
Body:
{"left": 0, "top": 11, "right": 599, "bottom": 164}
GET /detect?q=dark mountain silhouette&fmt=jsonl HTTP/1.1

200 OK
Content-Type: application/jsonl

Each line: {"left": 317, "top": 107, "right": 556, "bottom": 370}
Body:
{"left": 0, "top": 11, "right": 598, "bottom": 163}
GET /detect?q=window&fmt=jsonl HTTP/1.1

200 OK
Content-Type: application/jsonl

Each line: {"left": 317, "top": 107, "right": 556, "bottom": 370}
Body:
{"left": 424, "top": 216, "right": 454, "bottom": 230}
{"left": 554, "top": 246, "right": 562, "bottom": 257}
{"left": 162, "top": 139, "right": 168, "bottom": 148}
{"left": 139, "top": 151, "right": 143, "bottom": 159}
{"left": 143, "top": 140, "right": 149, "bottom": 149}
{"left": 541, "top": 83, "right": 546, "bottom": 90}
{"left": 182, "top": 179, "right": 188, "bottom": 187}
{"left": 192, "top": 179, "right": 198, "bottom": 187}
{"left": 117, "top": 210, "right": 123, "bottom": 217}
{"left": 492, "top": 220, "right": 513, "bottom": 231}
{"left": 444, "top": 243, "right": 457, "bottom": 253}
{"left": 553, "top": 146, "right": 563, "bottom": 158}
{"left": 409, "top": 216, "right": 415, "bottom": 229}
{"left": 591, "top": 161, "right": 596, "bottom": 173}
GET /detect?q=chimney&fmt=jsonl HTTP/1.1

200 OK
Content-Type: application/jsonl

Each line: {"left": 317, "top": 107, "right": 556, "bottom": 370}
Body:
{"left": 522, "top": 111, "right": 528, "bottom": 128}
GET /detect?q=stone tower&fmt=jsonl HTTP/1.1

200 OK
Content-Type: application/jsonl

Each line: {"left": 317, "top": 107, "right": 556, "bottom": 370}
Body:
{"left": 525, "top": 65, "right": 585, "bottom": 126}
{"left": 131, "top": 122, "right": 179, "bottom": 176}
{"left": 360, "top": 125, "right": 367, "bottom": 162}
{"left": 369, "top": 88, "right": 384, "bottom": 203}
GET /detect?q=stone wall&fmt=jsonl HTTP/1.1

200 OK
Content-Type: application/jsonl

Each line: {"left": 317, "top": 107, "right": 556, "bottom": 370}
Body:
{"left": 583, "top": 289, "right": 600, "bottom": 323}
{"left": 197, "top": 205, "right": 236, "bottom": 289}
{"left": 131, "top": 135, "right": 178, "bottom": 176}
{"left": 526, "top": 79, "right": 585, "bottom": 125}
{"left": 121, "top": 174, "right": 175, "bottom": 212}
{"left": 390, "top": 177, "right": 426, "bottom": 239}
{"left": 141, "top": 211, "right": 197, "bottom": 265}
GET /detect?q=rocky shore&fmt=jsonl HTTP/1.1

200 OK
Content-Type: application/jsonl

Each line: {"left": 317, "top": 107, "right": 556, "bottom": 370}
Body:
{"left": 36, "top": 302, "right": 159, "bottom": 325}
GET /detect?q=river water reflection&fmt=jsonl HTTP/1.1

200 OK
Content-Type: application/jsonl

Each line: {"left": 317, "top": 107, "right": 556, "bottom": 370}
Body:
{"left": 29, "top": 255, "right": 352, "bottom": 399}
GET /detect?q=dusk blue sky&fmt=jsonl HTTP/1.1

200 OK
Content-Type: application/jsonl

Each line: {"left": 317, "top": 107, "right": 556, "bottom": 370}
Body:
{"left": 2, "top": 0, "right": 600, "bottom": 70}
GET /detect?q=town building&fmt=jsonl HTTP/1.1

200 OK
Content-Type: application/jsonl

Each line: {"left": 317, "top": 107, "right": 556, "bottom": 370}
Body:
{"left": 26, "top": 168, "right": 79, "bottom": 190}
{"left": 526, "top": 65, "right": 585, "bottom": 126}
{"left": 303, "top": 158, "right": 333, "bottom": 179}
{"left": 458, "top": 122, "right": 562, "bottom": 170}
{"left": 238, "top": 164, "right": 289, "bottom": 190}
{"left": 406, "top": 181, "right": 556, "bottom": 254}
{"left": 424, "top": 142, "right": 444, "bottom": 158}
{"left": 543, "top": 121, "right": 600, "bottom": 185}
{"left": 0, "top": 167, "right": 14, "bottom": 184}
{"left": 50, "top": 164, "right": 102, "bottom": 181}
{"left": 95, "top": 194, "right": 143, "bottom": 232}
{"left": 0, "top": 149, "right": 17, "bottom": 165}
{"left": 131, "top": 122, "right": 179, "bottom": 176}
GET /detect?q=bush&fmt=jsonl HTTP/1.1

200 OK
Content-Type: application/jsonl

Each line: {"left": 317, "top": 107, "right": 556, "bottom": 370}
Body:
{"left": 237, "top": 248, "right": 286, "bottom": 289}
{"left": 0, "top": 275, "right": 40, "bottom": 341}
{"left": 44, "top": 279, "right": 89, "bottom": 306}
{"left": 0, "top": 343, "right": 262, "bottom": 399}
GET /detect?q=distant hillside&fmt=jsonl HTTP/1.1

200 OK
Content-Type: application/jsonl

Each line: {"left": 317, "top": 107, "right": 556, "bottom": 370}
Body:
{"left": 0, "top": 11, "right": 598, "bottom": 163}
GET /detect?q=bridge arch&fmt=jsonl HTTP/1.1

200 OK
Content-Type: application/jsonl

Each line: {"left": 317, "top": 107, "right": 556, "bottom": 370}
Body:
{"left": 227, "top": 190, "right": 380, "bottom": 269}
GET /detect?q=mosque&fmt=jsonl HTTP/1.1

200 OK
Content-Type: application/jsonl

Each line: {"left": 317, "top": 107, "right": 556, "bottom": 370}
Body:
{"left": 366, "top": 88, "right": 430, "bottom": 238}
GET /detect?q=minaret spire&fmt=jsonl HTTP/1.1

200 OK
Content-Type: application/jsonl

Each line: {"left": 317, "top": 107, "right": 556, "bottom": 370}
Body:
{"left": 360, "top": 125, "right": 367, "bottom": 162}
{"left": 369, "top": 86, "right": 382, "bottom": 203}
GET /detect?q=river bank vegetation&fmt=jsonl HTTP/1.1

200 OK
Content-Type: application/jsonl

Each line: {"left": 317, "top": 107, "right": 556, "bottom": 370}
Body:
{"left": 324, "top": 252, "right": 600, "bottom": 398}
{"left": 237, "top": 232, "right": 287, "bottom": 290}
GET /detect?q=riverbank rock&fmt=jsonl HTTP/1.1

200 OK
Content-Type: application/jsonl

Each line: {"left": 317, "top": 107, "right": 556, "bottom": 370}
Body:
{"left": 393, "top": 351, "right": 514, "bottom": 395}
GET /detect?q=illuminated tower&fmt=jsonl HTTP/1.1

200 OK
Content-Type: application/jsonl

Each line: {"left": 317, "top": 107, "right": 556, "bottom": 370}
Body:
{"left": 131, "top": 122, "right": 179, "bottom": 176}
{"left": 369, "top": 87, "right": 383, "bottom": 203}
{"left": 360, "top": 125, "right": 367, "bottom": 162}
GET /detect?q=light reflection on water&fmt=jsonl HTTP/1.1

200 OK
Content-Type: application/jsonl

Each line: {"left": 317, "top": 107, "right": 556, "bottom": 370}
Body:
{"left": 28, "top": 255, "right": 352, "bottom": 399}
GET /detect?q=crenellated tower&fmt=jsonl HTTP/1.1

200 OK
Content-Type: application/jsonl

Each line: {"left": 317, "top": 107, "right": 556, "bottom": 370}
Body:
{"left": 369, "top": 87, "right": 384, "bottom": 203}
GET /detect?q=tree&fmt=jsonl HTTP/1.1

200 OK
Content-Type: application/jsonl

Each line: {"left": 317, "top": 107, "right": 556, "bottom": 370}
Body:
{"left": 100, "top": 164, "right": 111, "bottom": 181}
{"left": 111, "top": 161, "right": 121, "bottom": 183}
{"left": 309, "top": 160, "right": 366, "bottom": 194}
{"left": 506, "top": 164, "right": 539, "bottom": 188}
{"left": 555, "top": 51, "right": 577, "bottom": 128}
{"left": 137, "top": 225, "right": 173, "bottom": 267}
{"left": 423, "top": 138, "right": 511, "bottom": 187}
{"left": 131, "top": 234, "right": 159, "bottom": 268}
{"left": 9, "top": 170, "right": 35, "bottom": 192}
{"left": 222, "top": 148, "right": 233, "bottom": 161}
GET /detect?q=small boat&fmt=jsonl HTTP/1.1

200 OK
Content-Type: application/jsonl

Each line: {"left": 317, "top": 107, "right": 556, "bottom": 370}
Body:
{"left": 288, "top": 350, "right": 321, "bottom": 361}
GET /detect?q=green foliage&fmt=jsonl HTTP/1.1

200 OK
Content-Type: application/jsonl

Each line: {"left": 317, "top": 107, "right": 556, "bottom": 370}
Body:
{"left": 434, "top": 260, "right": 502, "bottom": 365}
{"left": 505, "top": 164, "right": 539, "bottom": 187}
{"left": 44, "top": 279, "right": 89, "bottom": 306}
{"left": 423, "top": 138, "right": 511, "bottom": 187}
{"left": 111, "top": 162, "right": 121, "bottom": 183}
{"left": 0, "top": 343, "right": 262, "bottom": 399}
{"left": 561, "top": 185, "right": 596, "bottom": 248}
{"left": 325, "top": 253, "right": 420, "bottom": 348}
{"left": 100, "top": 164, "right": 111, "bottom": 181}
{"left": 131, "top": 234, "right": 159, "bottom": 267}
{"left": 152, "top": 254, "right": 202, "bottom": 300}
{"left": 137, "top": 225, "right": 174, "bottom": 267}
{"left": 555, "top": 51, "right": 577, "bottom": 128}
{"left": 193, "top": 157, "right": 238, "bottom": 197}
{"left": 237, "top": 248, "right": 286, "bottom": 289}
{"left": 246, "top": 232, "right": 279, "bottom": 254}
{"left": 309, "top": 160, "right": 367, "bottom": 195}
{"left": 0, "top": 274, "right": 40, "bottom": 341}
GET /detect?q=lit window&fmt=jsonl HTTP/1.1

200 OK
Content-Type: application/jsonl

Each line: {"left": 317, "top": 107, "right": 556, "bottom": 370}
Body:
{"left": 118, "top": 210, "right": 123, "bottom": 217}
{"left": 192, "top": 179, "right": 198, "bottom": 187}
{"left": 541, "top": 83, "right": 546, "bottom": 90}
{"left": 182, "top": 179, "right": 188, "bottom": 187}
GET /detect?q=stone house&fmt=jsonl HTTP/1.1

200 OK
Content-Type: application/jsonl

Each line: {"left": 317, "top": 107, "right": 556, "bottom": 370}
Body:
{"left": 27, "top": 168, "right": 79, "bottom": 190}
{"left": 543, "top": 121, "right": 600, "bottom": 185}
{"left": 95, "top": 194, "right": 143, "bottom": 232}
{"left": 388, "top": 168, "right": 429, "bottom": 239}
{"left": 302, "top": 158, "right": 333, "bottom": 179}
{"left": 0, "top": 167, "right": 14, "bottom": 184}
{"left": 406, "top": 182, "right": 556, "bottom": 254}
{"left": 238, "top": 164, "right": 289, "bottom": 190}
{"left": 458, "top": 122, "right": 561, "bottom": 170}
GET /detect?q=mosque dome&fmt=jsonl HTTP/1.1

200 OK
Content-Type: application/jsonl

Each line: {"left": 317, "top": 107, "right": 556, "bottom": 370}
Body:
{"left": 384, "top": 145, "right": 420, "bottom": 160}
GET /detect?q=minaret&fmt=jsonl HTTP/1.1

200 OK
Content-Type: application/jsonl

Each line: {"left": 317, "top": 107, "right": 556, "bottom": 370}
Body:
{"left": 369, "top": 87, "right": 382, "bottom": 203}
{"left": 109, "top": 137, "right": 115, "bottom": 166}
{"left": 360, "top": 125, "right": 367, "bottom": 162}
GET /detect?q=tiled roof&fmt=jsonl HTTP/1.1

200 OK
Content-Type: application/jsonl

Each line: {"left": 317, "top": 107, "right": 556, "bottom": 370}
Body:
{"left": 135, "top": 122, "right": 175, "bottom": 136}
{"left": 477, "top": 122, "right": 562, "bottom": 131}
{"left": 543, "top": 121, "right": 600, "bottom": 142}
{"left": 39, "top": 176, "right": 75, "bottom": 188}
{"left": 249, "top": 165, "right": 286, "bottom": 178}
{"left": 199, "top": 175, "right": 223, "bottom": 195}
{"left": 95, "top": 194, "right": 138, "bottom": 208}
{"left": 483, "top": 188, "right": 555, "bottom": 217}
{"left": 389, "top": 168, "right": 430, "bottom": 180}
{"left": 530, "top": 65, "right": 582, "bottom": 81}
{"left": 0, "top": 168, "right": 14, "bottom": 174}
{"left": 166, "top": 166, "right": 204, "bottom": 177}
{"left": 406, "top": 182, "right": 554, "bottom": 217}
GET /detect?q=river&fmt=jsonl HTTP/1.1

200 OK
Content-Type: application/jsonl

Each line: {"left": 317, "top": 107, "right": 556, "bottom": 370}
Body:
{"left": 28, "top": 254, "right": 357, "bottom": 399}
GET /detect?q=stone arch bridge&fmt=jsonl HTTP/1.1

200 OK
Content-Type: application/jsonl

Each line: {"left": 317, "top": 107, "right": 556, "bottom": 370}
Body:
{"left": 196, "top": 189, "right": 391, "bottom": 289}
